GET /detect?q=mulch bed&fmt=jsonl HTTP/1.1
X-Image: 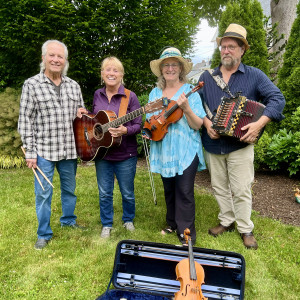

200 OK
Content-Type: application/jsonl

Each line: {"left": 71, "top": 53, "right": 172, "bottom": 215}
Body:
{"left": 195, "top": 169, "right": 300, "bottom": 227}
{"left": 137, "top": 159, "right": 300, "bottom": 227}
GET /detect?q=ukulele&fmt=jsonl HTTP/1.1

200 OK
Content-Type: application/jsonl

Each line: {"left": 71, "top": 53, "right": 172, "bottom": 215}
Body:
{"left": 73, "top": 98, "right": 165, "bottom": 162}
{"left": 142, "top": 82, "right": 204, "bottom": 141}
{"left": 175, "top": 229, "right": 207, "bottom": 300}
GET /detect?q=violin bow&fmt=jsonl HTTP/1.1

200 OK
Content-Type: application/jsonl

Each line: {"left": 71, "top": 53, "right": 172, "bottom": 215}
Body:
{"left": 142, "top": 137, "right": 157, "bottom": 205}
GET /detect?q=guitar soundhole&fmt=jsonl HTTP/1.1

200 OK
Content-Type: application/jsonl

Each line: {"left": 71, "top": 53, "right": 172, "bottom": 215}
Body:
{"left": 94, "top": 124, "right": 104, "bottom": 140}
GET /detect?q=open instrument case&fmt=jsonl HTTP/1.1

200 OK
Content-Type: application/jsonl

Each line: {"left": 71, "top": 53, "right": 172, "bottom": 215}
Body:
{"left": 96, "top": 240, "right": 245, "bottom": 300}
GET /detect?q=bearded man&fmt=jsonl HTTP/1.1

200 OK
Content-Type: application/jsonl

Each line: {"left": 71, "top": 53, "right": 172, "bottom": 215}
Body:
{"left": 198, "top": 24, "right": 285, "bottom": 249}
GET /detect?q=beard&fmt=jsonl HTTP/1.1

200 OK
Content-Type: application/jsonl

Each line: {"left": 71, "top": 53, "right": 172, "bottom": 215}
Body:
{"left": 221, "top": 55, "right": 239, "bottom": 68}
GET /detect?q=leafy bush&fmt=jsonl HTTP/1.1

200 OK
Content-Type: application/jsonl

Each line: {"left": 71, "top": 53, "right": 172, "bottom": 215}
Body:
{"left": 264, "top": 128, "right": 300, "bottom": 176}
{"left": 286, "top": 105, "right": 300, "bottom": 132}
{"left": 254, "top": 131, "right": 272, "bottom": 170}
{"left": 254, "top": 106, "right": 300, "bottom": 176}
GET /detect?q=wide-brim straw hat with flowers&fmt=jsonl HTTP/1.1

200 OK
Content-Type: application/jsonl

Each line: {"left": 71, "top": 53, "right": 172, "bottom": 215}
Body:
{"left": 150, "top": 47, "right": 193, "bottom": 77}
{"left": 216, "top": 23, "right": 250, "bottom": 51}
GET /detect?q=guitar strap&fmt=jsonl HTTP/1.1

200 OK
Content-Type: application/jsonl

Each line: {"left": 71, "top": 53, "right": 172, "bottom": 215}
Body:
{"left": 207, "top": 69, "right": 234, "bottom": 98}
{"left": 118, "top": 88, "right": 131, "bottom": 117}
{"left": 201, "top": 69, "right": 235, "bottom": 120}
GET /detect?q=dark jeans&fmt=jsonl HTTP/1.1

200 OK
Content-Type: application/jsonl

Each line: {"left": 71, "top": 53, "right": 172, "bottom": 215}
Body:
{"left": 161, "top": 155, "right": 199, "bottom": 242}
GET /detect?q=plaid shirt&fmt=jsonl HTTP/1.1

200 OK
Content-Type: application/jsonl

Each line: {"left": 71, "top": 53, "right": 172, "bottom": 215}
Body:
{"left": 18, "top": 72, "right": 84, "bottom": 161}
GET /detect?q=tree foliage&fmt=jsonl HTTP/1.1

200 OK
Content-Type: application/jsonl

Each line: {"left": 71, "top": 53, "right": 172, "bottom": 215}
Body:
{"left": 191, "top": 0, "right": 229, "bottom": 26}
{"left": 0, "top": 0, "right": 202, "bottom": 106}
{"left": 277, "top": 1, "right": 300, "bottom": 130}
{"left": 210, "top": 0, "right": 269, "bottom": 75}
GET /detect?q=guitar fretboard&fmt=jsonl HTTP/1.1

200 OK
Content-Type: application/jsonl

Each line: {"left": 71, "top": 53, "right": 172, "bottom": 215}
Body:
{"left": 101, "top": 107, "right": 146, "bottom": 133}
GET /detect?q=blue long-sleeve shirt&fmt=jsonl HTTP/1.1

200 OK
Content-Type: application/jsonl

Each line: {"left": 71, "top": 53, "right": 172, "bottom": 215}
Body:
{"left": 198, "top": 63, "right": 285, "bottom": 154}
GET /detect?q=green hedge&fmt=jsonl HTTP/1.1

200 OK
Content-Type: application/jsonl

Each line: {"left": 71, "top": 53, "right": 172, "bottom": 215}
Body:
{"left": 0, "top": 87, "right": 24, "bottom": 168}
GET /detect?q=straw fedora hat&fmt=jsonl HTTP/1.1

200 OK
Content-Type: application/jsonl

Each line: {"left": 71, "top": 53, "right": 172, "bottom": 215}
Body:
{"left": 216, "top": 23, "right": 250, "bottom": 51}
{"left": 150, "top": 47, "right": 193, "bottom": 77}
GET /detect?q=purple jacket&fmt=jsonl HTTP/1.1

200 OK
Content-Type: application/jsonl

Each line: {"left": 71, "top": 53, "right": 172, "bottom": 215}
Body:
{"left": 92, "top": 85, "right": 142, "bottom": 161}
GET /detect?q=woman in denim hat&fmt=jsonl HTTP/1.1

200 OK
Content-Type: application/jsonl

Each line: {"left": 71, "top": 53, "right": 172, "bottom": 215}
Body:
{"left": 147, "top": 47, "right": 206, "bottom": 245}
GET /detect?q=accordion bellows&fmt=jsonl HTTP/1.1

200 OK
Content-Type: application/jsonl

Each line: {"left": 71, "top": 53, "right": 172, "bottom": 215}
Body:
{"left": 212, "top": 95, "right": 265, "bottom": 141}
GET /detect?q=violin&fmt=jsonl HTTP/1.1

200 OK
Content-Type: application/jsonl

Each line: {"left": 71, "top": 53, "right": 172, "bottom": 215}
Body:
{"left": 175, "top": 229, "right": 207, "bottom": 300}
{"left": 142, "top": 82, "right": 204, "bottom": 141}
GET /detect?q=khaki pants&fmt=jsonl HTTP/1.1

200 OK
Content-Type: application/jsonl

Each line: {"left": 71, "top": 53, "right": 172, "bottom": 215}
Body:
{"left": 204, "top": 145, "right": 255, "bottom": 233}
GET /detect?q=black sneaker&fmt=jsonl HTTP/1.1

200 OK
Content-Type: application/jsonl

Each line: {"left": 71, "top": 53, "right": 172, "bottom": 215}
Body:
{"left": 34, "top": 239, "right": 49, "bottom": 250}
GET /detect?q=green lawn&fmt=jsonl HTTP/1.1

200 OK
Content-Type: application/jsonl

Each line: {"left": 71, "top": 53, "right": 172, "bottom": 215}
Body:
{"left": 0, "top": 162, "right": 299, "bottom": 299}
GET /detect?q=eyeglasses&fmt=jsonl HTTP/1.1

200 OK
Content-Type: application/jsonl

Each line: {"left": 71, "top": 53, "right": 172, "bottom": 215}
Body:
{"left": 161, "top": 63, "right": 180, "bottom": 69}
{"left": 219, "top": 45, "right": 239, "bottom": 52}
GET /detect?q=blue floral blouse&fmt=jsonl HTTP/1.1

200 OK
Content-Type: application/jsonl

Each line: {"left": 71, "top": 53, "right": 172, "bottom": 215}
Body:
{"left": 147, "top": 83, "right": 206, "bottom": 177}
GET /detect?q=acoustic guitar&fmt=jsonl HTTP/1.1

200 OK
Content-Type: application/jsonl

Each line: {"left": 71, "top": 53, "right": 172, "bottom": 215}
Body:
{"left": 73, "top": 98, "right": 165, "bottom": 162}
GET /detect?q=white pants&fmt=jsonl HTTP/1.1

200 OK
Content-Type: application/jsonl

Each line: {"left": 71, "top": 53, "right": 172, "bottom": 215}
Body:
{"left": 204, "top": 145, "right": 255, "bottom": 233}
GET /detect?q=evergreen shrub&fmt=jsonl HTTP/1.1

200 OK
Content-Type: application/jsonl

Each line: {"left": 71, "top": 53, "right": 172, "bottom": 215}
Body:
{"left": 0, "top": 88, "right": 25, "bottom": 168}
{"left": 277, "top": 2, "right": 300, "bottom": 130}
{"left": 211, "top": 0, "right": 269, "bottom": 74}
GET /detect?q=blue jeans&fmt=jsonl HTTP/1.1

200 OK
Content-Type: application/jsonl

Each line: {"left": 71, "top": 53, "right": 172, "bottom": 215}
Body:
{"left": 34, "top": 155, "right": 78, "bottom": 240}
{"left": 95, "top": 156, "right": 137, "bottom": 227}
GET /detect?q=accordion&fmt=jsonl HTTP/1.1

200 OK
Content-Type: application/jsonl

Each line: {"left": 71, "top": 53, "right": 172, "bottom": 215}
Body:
{"left": 212, "top": 94, "right": 265, "bottom": 141}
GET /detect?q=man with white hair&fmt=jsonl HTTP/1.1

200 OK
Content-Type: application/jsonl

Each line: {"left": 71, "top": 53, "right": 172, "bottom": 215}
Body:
{"left": 18, "top": 40, "right": 86, "bottom": 250}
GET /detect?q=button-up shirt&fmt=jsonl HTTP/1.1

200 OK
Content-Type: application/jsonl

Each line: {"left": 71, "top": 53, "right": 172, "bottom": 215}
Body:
{"left": 92, "top": 85, "right": 142, "bottom": 161}
{"left": 18, "top": 72, "right": 84, "bottom": 161}
{"left": 198, "top": 63, "right": 285, "bottom": 154}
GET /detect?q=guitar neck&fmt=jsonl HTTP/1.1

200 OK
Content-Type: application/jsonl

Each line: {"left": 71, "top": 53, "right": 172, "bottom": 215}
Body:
{"left": 102, "top": 107, "right": 145, "bottom": 132}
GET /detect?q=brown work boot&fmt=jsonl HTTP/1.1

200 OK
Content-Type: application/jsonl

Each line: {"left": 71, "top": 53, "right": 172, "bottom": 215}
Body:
{"left": 208, "top": 223, "right": 235, "bottom": 237}
{"left": 241, "top": 232, "right": 258, "bottom": 250}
